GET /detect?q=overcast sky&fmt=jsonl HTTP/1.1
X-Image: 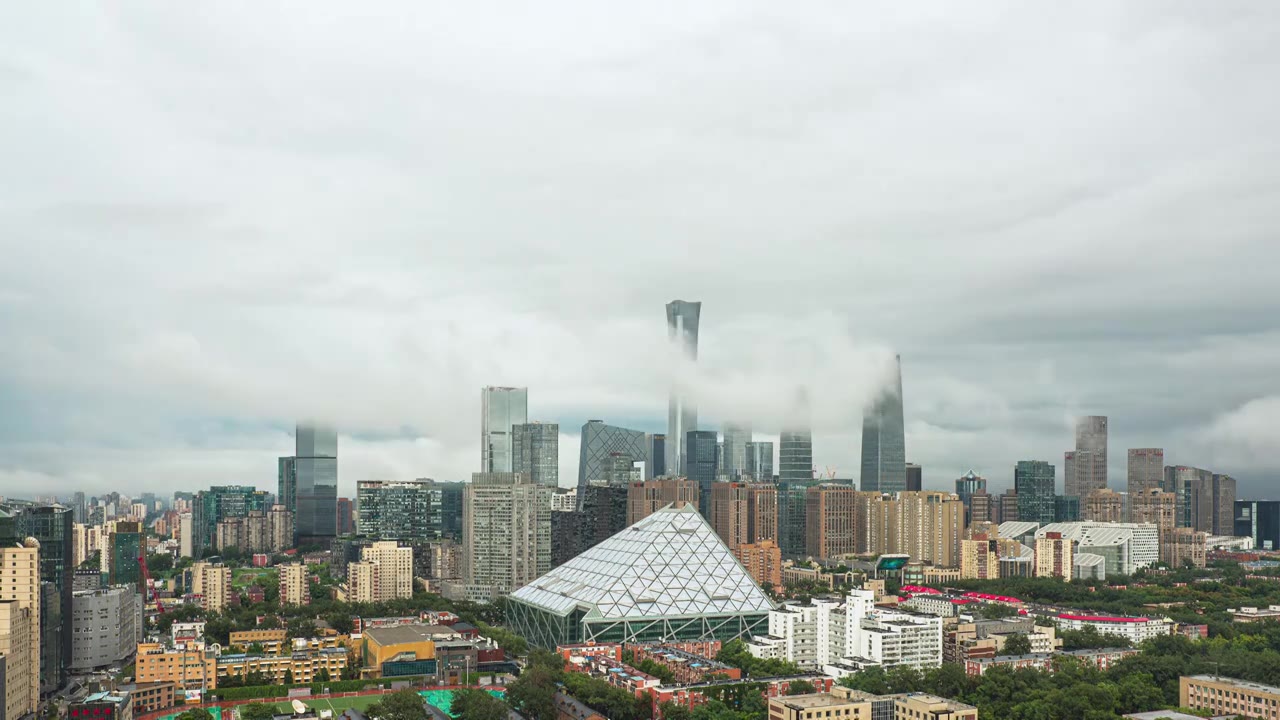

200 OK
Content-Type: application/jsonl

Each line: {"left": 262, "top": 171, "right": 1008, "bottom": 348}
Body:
{"left": 2, "top": 3, "right": 1279, "bottom": 501}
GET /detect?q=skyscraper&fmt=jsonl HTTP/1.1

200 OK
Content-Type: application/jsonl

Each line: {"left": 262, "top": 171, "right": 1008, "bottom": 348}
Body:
{"left": 647, "top": 433, "right": 666, "bottom": 479}
{"left": 277, "top": 456, "right": 297, "bottom": 519}
{"left": 356, "top": 480, "right": 441, "bottom": 540}
{"left": 745, "top": 441, "right": 774, "bottom": 482}
{"left": 20, "top": 506, "right": 73, "bottom": 693}
{"left": 512, "top": 422, "right": 560, "bottom": 488}
{"left": 463, "top": 473, "right": 552, "bottom": 600}
{"left": 295, "top": 423, "right": 338, "bottom": 541}
{"left": 860, "top": 355, "right": 906, "bottom": 494}
{"left": 721, "top": 424, "right": 752, "bottom": 479}
{"left": 685, "top": 430, "right": 720, "bottom": 516}
{"left": 666, "top": 300, "right": 701, "bottom": 475}
{"left": 577, "top": 421, "right": 648, "bottom": 498}
{"left": 905, "top": 463, "right": 922, "bottom": 492}
{"left": 1127, "top": 448, "right": 1164, "bottom": 494}
{"left": 1212, "top": 474, "right": 1236, "bottom": 536}
{"left": 954, "top": 471, "right": 987, "bottom": 522}
{"left": 1067, "top": 416, "right": 1108, "bottom": 497}
{"left": 1014, "top": 460, "right": 1056, "bottom": 525}
{"left": 481, "top": 387, "right": 528, "bottom": 473}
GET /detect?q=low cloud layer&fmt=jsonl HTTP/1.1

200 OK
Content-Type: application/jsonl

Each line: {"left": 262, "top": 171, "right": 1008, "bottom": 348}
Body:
{"left": 2, "top": 2, "right": 1279, "bottom": 500}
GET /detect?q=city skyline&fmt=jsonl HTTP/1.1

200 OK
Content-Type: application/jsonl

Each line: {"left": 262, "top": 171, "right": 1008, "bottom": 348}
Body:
{"left": 3, "top": 5, "right": 1279, "bottom": 500}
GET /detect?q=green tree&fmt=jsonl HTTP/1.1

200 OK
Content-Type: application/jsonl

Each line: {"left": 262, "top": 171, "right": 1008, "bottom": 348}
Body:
{"left": 787, "top": 680, "right": 816, "bottom": 695}
{"left": 325, "top": 613, "right": 355, "bottom": 635}
{"left": 176, "top": 709, "right": 214, "bottom": 720}
{"left": 146, "top": 552, "right": 175, "bottom": 574}
{"left": 506, "top": 656, "right": 562, "bottom": 720}
{"left": 1002, "top": 632, "right": 1033, "bottom": 656}
{"left": 238, "top": 704, "right": 276, "bottom": 720}
{"left": 451, "top": 689, "right": 508, "bottom": 720}
{"left": 366, "top": 689, "right": 427, "bottom": 720}
{"left": 283, "top": 669, "right": 294, "bottom": 685}
{"left": 314, "top": 668, "right": 331, "bottom": 683}
{"left": 658, "top": 703, "right": 692, "bottom": 720}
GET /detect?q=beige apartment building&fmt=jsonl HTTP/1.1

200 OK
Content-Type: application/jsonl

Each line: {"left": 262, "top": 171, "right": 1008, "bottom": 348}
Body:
{"left": 0, "top": 541, "right": 40, "bottom": 720}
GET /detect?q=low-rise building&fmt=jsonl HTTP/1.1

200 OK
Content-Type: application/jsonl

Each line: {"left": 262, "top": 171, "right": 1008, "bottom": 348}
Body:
{"left": 229, "top": 629, "right": 288, "bottom": 646}
{"left": 1231, "top": 605, "right": 1280, "bottom": 623}
{"left": 69, "top": 691, "right": 133, "bottom": 720}
{"left": 630, "top": 644, "right": 741, "bottom": 685}
{"left": 217, "top": 648, "right": 347, "bottom": 685}
{"left": 119, "top": 681, "right": 175, "bottom": 714}
{"left": 769, "top": 688, "right": 977, "bottom": 720}
{"left": 1055, "top": 614, "right": 1172, "bottom": 644}
{"left": 70, "top": 586, "right": 143, "bottom": 672}
{"left": 135, "top": 642, "right": 218, "bottom": 690}
{"left": 1181, "top": 675, "right": 1280, "bottom": 720}
{"left": 964, "top": 647, "right": 1138, "bottom": 676}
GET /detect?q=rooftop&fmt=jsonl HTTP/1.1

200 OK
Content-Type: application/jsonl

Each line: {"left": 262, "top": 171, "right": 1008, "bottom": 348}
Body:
{"left": 364, "top": 624, "right": 459, "bottom": 646}
{"left": 1186, "top": 675, "right": 1280, "bottom": 695}
{"left": 776, "top": 693, "right": 861, "bottom": 709}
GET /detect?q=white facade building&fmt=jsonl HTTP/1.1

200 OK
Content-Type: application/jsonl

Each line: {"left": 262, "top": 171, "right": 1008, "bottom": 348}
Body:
{"left": 1034, "top": 522, "right": 1159, "bottom": 575}
{"left": 1055, "top": 613, "right": 1173, "bottom": 644}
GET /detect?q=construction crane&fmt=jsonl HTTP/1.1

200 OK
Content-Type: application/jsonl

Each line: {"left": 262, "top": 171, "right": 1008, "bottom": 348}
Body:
{"left": 138, "top": 554, "right": 165, "bottom": 614}
{"left": 811, "top": 466, "right": 838, "bottom": 480}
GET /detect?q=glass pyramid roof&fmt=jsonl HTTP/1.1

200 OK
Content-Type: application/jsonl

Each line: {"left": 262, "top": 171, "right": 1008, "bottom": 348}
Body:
{"left": 510, "top": 504, "right": 775, "bottom": 620}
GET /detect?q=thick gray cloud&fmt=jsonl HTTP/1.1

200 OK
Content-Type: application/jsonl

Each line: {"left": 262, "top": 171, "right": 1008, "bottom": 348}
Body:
{"left": 2, "top": 2, "right": 1279, "bottom": 500}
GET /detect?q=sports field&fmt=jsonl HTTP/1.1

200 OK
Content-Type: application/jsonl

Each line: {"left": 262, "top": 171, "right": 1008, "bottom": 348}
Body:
{"left": 209, "top": 689, "right": 505, "bottom": 720}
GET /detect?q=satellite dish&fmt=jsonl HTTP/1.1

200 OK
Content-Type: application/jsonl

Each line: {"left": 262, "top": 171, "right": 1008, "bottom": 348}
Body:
{"left": 291, "top": 700, "right": 308, "bottom": 715}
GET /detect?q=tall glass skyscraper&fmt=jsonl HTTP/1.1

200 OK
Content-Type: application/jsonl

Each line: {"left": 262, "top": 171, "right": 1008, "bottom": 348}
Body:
{"left": 647, "top": 433, "right": 666, "bottom": 479}
{"left": 296, "top": 423, "right": 338, "bottom": 540}
{"left": 685, "top": 430, "right": 720, "bottom": 517}
{"left": 1014, "top": 460, "right": 1057, "bottom": 525}
{"left": 666, "top": 300, "right": 701, "bottom": 476}
{"left": 745, "top": 441, "right": 775, "bottom": 482}
{"left": 860, "top": 355, "right": 906, "bottom": 494}
{"left": 512, "top": 422, "right": 560, "bottom": 488}
{"left": 721, "top": 423, "right": 751, "bottom": 479}
{"left": 481, "top": 386, "right": 528, "bottom": 473}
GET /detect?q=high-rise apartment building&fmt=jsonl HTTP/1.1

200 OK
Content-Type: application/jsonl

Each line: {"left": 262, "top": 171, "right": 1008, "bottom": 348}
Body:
{"left": 356, "top": 480, "right": 441, "bottom": 540}
{"left": 463, "top": 473, "right": 552, "bottom": 599}
{"left": 0, "top": 540, "right": 40, "bottom": 720}
{"left": 1067, "top": 416, "right": 1108, "bottom": 498}
{"left": 895, "top": 491, "right": 965, "bottom": 568}
{"left": 1034, "top": 532, "right": 1072, "bottom": 579}
{"left": 666, "top": 300, "right": 701, "bottom": 475}
{"left": 686, "top": 430, "right": 720, "bottom": 516}
{"left": 906, "top": 463, "right": 923, "bottom": 492}
{"left": 1127, "top": 449, "right": 1164, "bottom": 494}
{"left": 861, "top": 355, "right": 907, "bottom": 494}
{"left": 279, "top": 564, "right": 310, "bottom": 606}
{"left": 998, "top": 490, "right": 1019, "bottom": 524}
{"left": 625, "top": 478, "right": 699, "bottom": 525}
{"left": 293, "top": 423, "right": 339, "bottom": 541}
{"left": 806, "top": 485, "right": 858, "bottom": 559}
{"left": 512, "top": 422, "right": 559, "bottom": 488}
{"left": 1083, "top": 488, "right": 1125, "bottom": 523}
{"left": 735, "top": 541, "right": 783, "bottom": 588}
{"left": 746, "top": 484, "right": 778, "bottom": 544}
{"left": 745, "top": 441, "right": 775, "bottom": 482}
{"left": 196, "top": 563, "right": 231, "bottom": 613}
{"left": 969, "top": 491, "right": 994, "bottom": 525}
{"left": 481, "top": 386, "right": 528, "bottom": 474}
{"left": 960, "top": 535, "right": 999, "bottom": 580}
{"left": 1015, "top": 461, "right": 1056, "bottom": 525}
{"left": 710, "top": 482, "right": 749, "bottom": 551}
{"left": 721, "top": 424, "right": 752, "bottom": 479}
{"left": 577, "top": 421, "right": 648, "bottom": 498}
{"left": 269, "top": 505, "right": 295, "bottom": 551}
{"left": 350, "top": 541, "right": 413, "bottom": 602}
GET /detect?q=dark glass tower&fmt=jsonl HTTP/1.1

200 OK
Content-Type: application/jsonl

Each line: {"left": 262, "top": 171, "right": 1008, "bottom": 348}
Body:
{"left": 685, "top": 430, "right": 720, "bottom": 517}
{"left": 1236, "top": 500, "right": 1280, "bottom": 552}
{"left": 666, "top": 300, "right": 701, "bottom": 475}
{"left": 295, "top": 423, "right": 338, "bottom": 541}
{"left": 860, "top": 355, "right": 906, "bottom": 494}
{"left": 512, "top": 422, "right": 560, "bottom": 488}
{"left": 1014, "top": 460, "right": 1057, "bottom": 525}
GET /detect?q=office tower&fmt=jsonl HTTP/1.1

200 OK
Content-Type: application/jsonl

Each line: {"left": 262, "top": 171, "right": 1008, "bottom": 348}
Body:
{"left": 746, "top": 484, "right": 778, "bottom": 544}
{"left": 512, "top": 422, "right": 560, "bottom": 488}
{"left": 1083, "top": 488, "right": 1125, "bottom": 523}
{"left": 1054, "top": 495, "right": 1080, "bottom": 523}
{"left": 0, "top": 540, "right": 40, "bottom": 720}
{"left": 278, "top": 563, "right": 309, "bottom": 606}
{"left": 1014, "top": 461, "right": 1056, "bottom": 525}
{"left": 430, "top": 481, "right": 466, "bottom": 541}
{"left": 17, "top": 505, "right": 73, "bottom": 693}
{"left": 1130, "top": 488, "right": 1177, "bottom": 534}
{"left": 463, "top": 473, "right": 552, "bottom": 599}
{"left": 745, "top": 441, "right": 775, "bottom": 482}
{"left": 107, "top": 522, "right": 142, "bottom": 588}
{"left": 779, "top": 431, "right": 813, "bottom": 485}
{"left": 351, "top": 541, "right": 413, "bottom": 601}
{"left": 647, "top": 434, "right": 666, "bottom": 479}
{"left": 72, "top": 492, "right": 86, "bottom": 524}
{"left": 335, "top": 497, "right": 354, "bottom": 535}
{"left": 906, "top": 463, "right": 923, "bottom": 492}
{"left": 577, "top": 420, "right": 648, "bottom": 498}
{"left": 554, "top": 485, "right": 629, "bottom": 568}
{"left": 1127, "top": 449, "right": 1164, "bottom": 494}
{"left": 356, "top": 480, "right": 441, "bottom": 540}
{"left": 625, "top": 478, "right": 698, "bottom": 525}
{"left": 685, "top": 430, "right": 720, "bottom": 515}
{"left": 277, "top": 456, "right": 297, "bottom": 520}
{"left": 1235, "top": 500, "right": 1280, "bottom": 551}
{"left": 481, "top": 386, "right": 528, "bottom": 473}
{"left": 998, "top": 490, "right": 1019, "bottom": 523}
{"left": 1212, "top": 474, "right": 1236, "bottom": 536}
{"left": 1067, "top": 416, "right": 1108, "bottom": 498}
{"left": 666, "top": 300, "right": 702, "bottom": 475}
{"left": 954, "top": 471, "right": 987, "bottom": 521}
{"left": 806, "top": 485, "right": 858, "bottom": 559}
{"left": 1034, "top": 532, "right": 1073, "bottom": 579}
{"left": 716, "top": 441, "right": 724, "bottom": 471}
{"left": 777, "top": 480, "right": 816, "bottom": 559}
{"left": 601, "top": 453, "right": 642, "bottom": 487}
{"left": 860, "top": 355, "right": 907, "bottom": 494}
{"left": 192, "top": 485, "right": 272, "bottom": 555}
{"left": 710, "top": 482, "right": 750, "bottom": 550}
{"left": 722, "top": 424, "right": 752, "bottom": 479}
{"left": 969, "top": 491, "right": 994, "bottom": 525}
{"left": 295, "top": 423, "right": 339, "bottom": 541}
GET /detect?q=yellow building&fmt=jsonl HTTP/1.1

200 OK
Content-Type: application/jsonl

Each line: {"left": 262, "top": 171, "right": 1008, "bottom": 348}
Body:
{"left": 769, "top": 691, "right": 870, "bottom": 720}
{"left": 0, "top": 540, "right": 41, "bottom": 720}
{"left": 894, "top": 693, "right": 979, "bottom": 720}
{"left": 217, "top": 648, "right": 347, "bottom": 685}
{"left": 279, "top": 563, "right": 310, "bottom": 606}
{"left": 1034, "top": 532, "right": 1073, "bottom": 580}
{"left": 360, "top": 625, "right": 440, "bottom": 670}
{"left": 229, "top": 629, "right": 287, "bottom": 646}
{"left": 961, "top": 536, "right": 999, "bottom": 580}
{"left": 1181, "top": 675, "right": 1280, "bottom": 720}
{"left": 194, "top": 563, "right": 232, "bottom": 612}
{"left": 362, "top": 541, "right": 414, "bottom": 601}
{"left": 135, "top": 642, "right": 218, "bottom": 689}
{"left": 769, "top": 688, "right": 977, "bottom": 720}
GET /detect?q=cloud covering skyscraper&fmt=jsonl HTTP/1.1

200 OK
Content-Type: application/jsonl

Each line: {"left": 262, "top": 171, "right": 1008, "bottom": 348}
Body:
{"left": 860, "top": 355, "right": 906, "bottom": 494}
{"left": 666, "top": 300, "right": 701, "bottom": 476}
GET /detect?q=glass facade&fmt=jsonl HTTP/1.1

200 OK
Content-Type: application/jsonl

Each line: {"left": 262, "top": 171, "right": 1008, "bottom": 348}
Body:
{"left": 648, "top": 434, "right": 666, "bottom": 478}
{"left": 1015, "top": 461, "right": 1057, "bottom": 525}
{"left": 296, "top": 424, "right": 338, "bottom": 539}
{"left": 355, "top": 480, "right": 441, "bottom": 540}
{"left": 860, "top": 355, "right": 906, "bottom": 494}
{"left": 108, "top": 522, "right": 142, "bottom": 587}
{"left": 721, "top": 424, "right": 751, "bottom": 479}
{"left": 512, "top": 422, "right": 559, "bottom": 488}
{"left": 508, "top": 505, "right": 772, "bottom": 648}
{"left": 481, "top": 387, "right": 528, "bottom": 473}
{"left": 1054, "top": 495, "right": 1081, "bottom": 522}
{"left": 745, "top": 441, "right": 774, "bottom": 482}
{"left": 193, "top": 485, "right": 272, "bottom": 554}
{"left": 778, "top": 431, "right": 812, "bottom": 484}
{"left": 1236, "top": 500, "right": 1280, "bottom": 552}
{"left": 777, "top": 480, "right": 818, "bottom": 558}
{"left": 685, "top": 430, "right": 719, "bottom": 517}
{"left": 434, "top": 482, "right": 465, "bottom": 541}
{"left": 666, "top": 300, "right": 701, "bottom": 475}
{"left": 577, "top": 421, "right": 648, "bottom": 497}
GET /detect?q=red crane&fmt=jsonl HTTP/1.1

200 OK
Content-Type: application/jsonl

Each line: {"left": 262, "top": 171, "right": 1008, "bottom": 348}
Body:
{"left": 138, "top": 554, "right": 165, "bottom": 614}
